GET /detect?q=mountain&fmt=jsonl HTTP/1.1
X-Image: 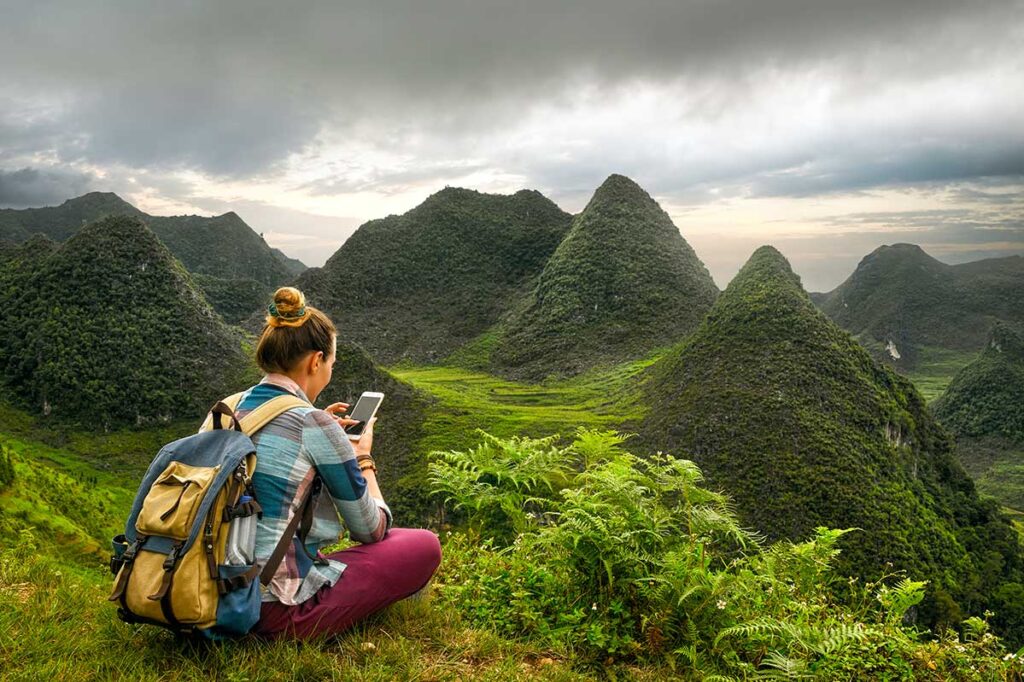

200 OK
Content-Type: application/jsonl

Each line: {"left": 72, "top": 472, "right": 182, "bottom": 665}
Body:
{"left": 271, "top": 247, "right": 308, "bottom": 277}
{"left": 488, "top": 174, "right": 718, "bottom": 381}
{"left": 815, "top": 244, "right": 1024, "bottom": 369}
{"left": 640, "top": 245, "right": 1021, "bottom": 616}
{"left": 0, "top": 192, "right": 292, "bottom": 287}
{"left": 0, "top": 191, "right": 143, "bottom": 242}
{"left": 296, "top": 186, "right": 573, "bottom": 364}
{"left": 933, "top": 323, "right": 1024, "bottom": 509}
{"left": 0, "top": 215, "right": 255, "bottom": 428}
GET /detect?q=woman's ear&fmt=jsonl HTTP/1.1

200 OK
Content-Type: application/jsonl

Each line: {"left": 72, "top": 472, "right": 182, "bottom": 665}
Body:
{"left": 308, "top": 350, "right": 324, "bottom": 375}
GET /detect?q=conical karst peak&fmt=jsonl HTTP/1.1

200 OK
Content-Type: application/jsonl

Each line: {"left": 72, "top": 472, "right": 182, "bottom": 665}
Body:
{"left": 583, "top": 174, "right": 660, "bottom": 214}
{"left": 705, "top": 245, "right": 812, "bottom": 331}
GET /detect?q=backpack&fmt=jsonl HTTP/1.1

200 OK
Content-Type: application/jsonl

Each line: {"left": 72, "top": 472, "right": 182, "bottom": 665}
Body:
{"left": 108, "top": 391, "right": 317, "bottom": 639}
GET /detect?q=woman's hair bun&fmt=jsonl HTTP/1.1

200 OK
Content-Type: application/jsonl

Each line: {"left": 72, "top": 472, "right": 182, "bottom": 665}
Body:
{"left": 267, "top": 286, "right": 312, "bottom": 327}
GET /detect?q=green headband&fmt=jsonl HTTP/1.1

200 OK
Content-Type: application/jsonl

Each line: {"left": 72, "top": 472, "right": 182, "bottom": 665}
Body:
{"left": 268, "top": 302, "right": 307, "bottom": 319}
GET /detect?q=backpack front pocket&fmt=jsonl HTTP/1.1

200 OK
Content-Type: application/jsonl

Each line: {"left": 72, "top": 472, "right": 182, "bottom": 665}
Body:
{"left": 136, "top": 462, "right": 220, "bottom": 540}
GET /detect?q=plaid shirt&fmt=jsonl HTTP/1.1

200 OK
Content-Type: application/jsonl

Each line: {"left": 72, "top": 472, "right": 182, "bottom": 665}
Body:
{"left": 235, "top": 374, "right": 392, "bottom": 605}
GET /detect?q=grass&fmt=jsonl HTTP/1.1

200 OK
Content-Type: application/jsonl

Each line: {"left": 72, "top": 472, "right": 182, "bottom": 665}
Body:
{"left": 388, "top": 350, "right": 662, "bottom": 457}
{"left": 0, "top": 430, "right": 677, "bottom": 681}
{"left": 902, "top": 346, "right": 979, "bottom": 403}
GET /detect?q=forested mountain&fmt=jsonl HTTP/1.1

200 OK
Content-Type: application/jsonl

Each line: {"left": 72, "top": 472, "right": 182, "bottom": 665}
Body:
{"left": 0, "top": 191, "right": 143, "bottom": 241}
{"left": 487, "top": 174, "right": 718, "bottom": 381}
{"left": 934, "top": 323, "right": 1024, "bottom": 509}
{"left": 271, "top": 247, "right": 308, "bottom": 277}
{"left": 296, "top": 186, "right": 573, "bottom": 364}
{"left": 641, "top": 245, "right": 1022, "bottom": 619}
{"left": 0, "top": 192, "right": 302, "bottom": 303}
{"left": 0, "top": 215, "right": 254, "bottom": 428}
{"left": 814, "top": 244, "right": 1024, "bottom": 369}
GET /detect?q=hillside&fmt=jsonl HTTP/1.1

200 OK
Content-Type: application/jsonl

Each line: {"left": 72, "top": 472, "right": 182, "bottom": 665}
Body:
{"left": 0, "top": 215, "right": 255, "bottom": 428}
{"left": 641, "top": 245, "right": 1022, "bottom": 619}
{"left": 933, "top": 323, "right": 1024, "bottom": 510}
{"left": 488, "top": 174, "right": 718, "bottom": 381}
{"left": 0, "top": 191, "right": 143, "bottom": 242}
{"left": 815, "top": 244, "right": 1024, "bottom": 370}
{"left": 297, "top": 187, "right": 573, "bottom": 364}
{"left": 271, "top": 247, "right": 308, "bottom": 277}
{"left": 0, "top": 191, "right": 295, "bottom": 293}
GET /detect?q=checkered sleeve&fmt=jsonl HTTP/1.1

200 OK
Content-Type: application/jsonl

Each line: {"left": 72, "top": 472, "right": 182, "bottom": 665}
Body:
{"left": 301, "top": 409, "right": 392, "bottom": 543}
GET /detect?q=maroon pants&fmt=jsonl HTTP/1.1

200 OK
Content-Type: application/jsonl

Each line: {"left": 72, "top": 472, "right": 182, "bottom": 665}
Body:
{"left": 253, "top": 528, "right": 442, "bottom": 640}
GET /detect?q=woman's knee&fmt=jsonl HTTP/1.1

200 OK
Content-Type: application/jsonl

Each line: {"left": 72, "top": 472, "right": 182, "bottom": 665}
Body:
{"left": 390, "top": 527, "right": 442, "bottom": 575}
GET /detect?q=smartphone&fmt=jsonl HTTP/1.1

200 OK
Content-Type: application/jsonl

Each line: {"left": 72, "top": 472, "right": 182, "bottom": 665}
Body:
{"left": 343, "top": 391, "right": 384, "bottom": 441}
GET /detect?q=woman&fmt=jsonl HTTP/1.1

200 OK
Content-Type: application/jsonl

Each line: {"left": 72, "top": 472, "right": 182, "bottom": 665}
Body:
{"left": 239, "top": 286, "right": 441, "bottom": 639}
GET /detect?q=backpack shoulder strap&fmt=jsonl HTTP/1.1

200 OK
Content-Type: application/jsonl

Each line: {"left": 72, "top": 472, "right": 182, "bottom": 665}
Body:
{"left": 199, "top": 392, "right": 310, "bottom": 434}
{"left": 238, "top": 395, "right": 310, "bottom": 435}
{"left": 198, "top": 392, "right": 246, "bottom": 433}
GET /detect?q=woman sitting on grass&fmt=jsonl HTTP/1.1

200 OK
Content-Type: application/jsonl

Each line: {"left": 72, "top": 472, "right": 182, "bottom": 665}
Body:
{"left": 242, "top": 286, "right": 440, "bottom": 639}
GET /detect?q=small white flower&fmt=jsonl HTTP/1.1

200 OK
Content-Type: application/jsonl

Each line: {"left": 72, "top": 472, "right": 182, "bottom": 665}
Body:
{"left": 591, "top": 603, "right": 598, "bottom": 611}
{"left": 716, "top": 599, "right": 727, "bottom": 610}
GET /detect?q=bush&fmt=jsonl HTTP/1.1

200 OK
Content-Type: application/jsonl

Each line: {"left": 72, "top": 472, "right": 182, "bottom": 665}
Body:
{"left": 430, "top": 429, "right": 1024, "bottom": 678}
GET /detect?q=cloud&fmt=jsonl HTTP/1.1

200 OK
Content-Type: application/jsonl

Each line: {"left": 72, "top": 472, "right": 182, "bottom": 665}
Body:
{"left": 0, "top": 167, "right": 96, "bottom": 208}
{"left": 1, "top": 0, "right": 1021, "bottom": 185}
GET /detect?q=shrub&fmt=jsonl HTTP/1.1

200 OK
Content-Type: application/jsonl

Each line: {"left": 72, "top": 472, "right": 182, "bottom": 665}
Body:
{"left": 430, "top": 429, "right": 1024, "bottom": 678}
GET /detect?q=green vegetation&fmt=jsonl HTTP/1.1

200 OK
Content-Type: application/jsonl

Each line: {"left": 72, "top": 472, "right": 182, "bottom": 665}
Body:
{"left": 271, "top": 247, "right": 308, "bottom": 278}
{"left": 903, "top": 345, "right": 979, "bottom": 402}
{"left": 391, "top": 351, "right": 659, "bottom": 453}
{"left": 0, "top": 434, "right": 131, "bottom": 560}
{"left": 5, "top": 425, "right": 1024, "bottom": 679}
{"left": 934, "top": 324, "right": 1024, "bottom": 513}
{"left": 298, "top": 186, "right": 572, "bottom": 364}
{"left": 490, "top": 174, "right": 718, "bottom": 381}
{"left": 192, "top": 273, "right": 272, "bottom": 326}
{"left": 430, "top": 430, "right": 1023, "bottom": 677}
{"left": 642, "top": 246, "right": 1024, "bottom": 631}
{"left": 0, "top": 191, "right": 306, "bottom": 324}
{"left": 0, "top": 433, "right": 595, "bottom": 681}
{"left": 816, "top": 244, "right": 1024, "bottom": 370}
{"left": 0, "top": 192, "right": 294, "bottom": 287}
{"left": 0, "top": 444, "right": 14, "bottom": 488}
{"left": 934, "top": 324, "right": 1024, "bottom": 443}
{"left": 0, "top": 215, "right": 257, "bottom": 428}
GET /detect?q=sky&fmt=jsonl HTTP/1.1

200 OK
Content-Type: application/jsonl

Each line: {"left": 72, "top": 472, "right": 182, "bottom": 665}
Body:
{"left": 0, "top": 0, "right": 1022, "bottom": 291}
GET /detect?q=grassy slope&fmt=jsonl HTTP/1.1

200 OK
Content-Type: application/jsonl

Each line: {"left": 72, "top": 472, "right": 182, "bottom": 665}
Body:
{"left": 390, "top": 351, "right": 659, "bottom": 457}
{"left": 0, "top": 417, "right": 663, "bottom": 681}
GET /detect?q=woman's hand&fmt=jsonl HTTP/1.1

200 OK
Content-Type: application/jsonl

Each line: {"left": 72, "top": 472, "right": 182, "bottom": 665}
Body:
{"left": 323, "top": 402, "right": 350, "bottom": 421}
{"left": 352, "top": 417, "right": 375, "bottom": 457}
{"left": 324, "top": 402, "right": 361, "bottom": 436}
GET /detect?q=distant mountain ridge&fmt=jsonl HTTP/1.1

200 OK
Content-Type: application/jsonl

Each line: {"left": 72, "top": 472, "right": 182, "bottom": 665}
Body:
{"left": 641, "top": 245, "right": 1022, "bottom": 618}
{"left": 0, "top": 215, "right": 255, "bottom": 427}
{"left": 0, "top": 192, "right": 304, "bottom": 287}
{"left": 296, "top": 186, "right": 574, "bottom": 364}
{"left": 0, "top": 192, "right": 314, "bottom": 325}
{"left": 815, "top": 243, "right": 1024, "bottom": 369}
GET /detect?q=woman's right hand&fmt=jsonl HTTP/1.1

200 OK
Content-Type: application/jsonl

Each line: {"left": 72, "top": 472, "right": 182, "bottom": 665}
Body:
{"left": 352, "top": 417, "right": 375, "bottom": 457}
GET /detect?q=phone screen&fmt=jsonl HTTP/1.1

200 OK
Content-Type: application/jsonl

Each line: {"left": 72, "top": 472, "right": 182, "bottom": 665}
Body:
{"left": 343, "top": 394, "right": 383, "bottom": 436}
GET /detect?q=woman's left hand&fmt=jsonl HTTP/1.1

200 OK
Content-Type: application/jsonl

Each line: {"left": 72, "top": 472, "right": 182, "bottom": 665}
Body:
{"left": 323, "top": 402, "right": 354, "bottom": 428}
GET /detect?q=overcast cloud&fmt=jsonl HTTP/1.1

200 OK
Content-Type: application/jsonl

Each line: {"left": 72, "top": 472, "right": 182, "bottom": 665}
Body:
{"left": 1, "top": 0, "right": 1022, "bottom": 289}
